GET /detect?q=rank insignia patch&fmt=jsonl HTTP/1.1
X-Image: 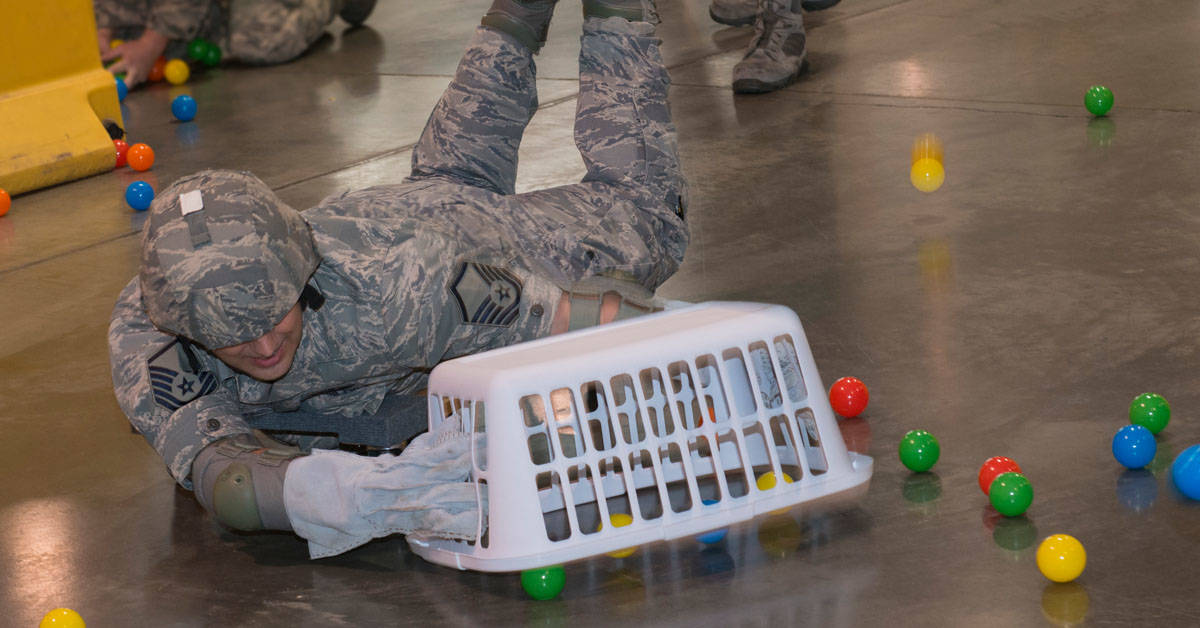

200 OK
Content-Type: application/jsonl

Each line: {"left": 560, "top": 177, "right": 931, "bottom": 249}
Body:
{"left": 450, "top": 262, "right": 523, "bottom": 327}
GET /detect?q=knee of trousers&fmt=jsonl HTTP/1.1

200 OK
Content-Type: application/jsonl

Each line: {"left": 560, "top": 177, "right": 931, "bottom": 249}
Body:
{"left": 191, "top": 432, "right": 303, "bottom": 531}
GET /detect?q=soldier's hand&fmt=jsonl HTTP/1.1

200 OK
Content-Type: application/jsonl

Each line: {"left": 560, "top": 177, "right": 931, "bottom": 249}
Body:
{"left": 106, "top": 29, "right": 169, "bottom": 89}
{"left": 282, "top": 416, "right": 484, "bottom": 558}
{"left": 97, "top": 28, "right": 113, "bottom": 56}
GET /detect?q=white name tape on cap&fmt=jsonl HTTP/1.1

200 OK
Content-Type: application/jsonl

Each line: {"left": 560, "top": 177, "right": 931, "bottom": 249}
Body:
{"left": 180, "top": 190, "right": 204, "bottom": 216}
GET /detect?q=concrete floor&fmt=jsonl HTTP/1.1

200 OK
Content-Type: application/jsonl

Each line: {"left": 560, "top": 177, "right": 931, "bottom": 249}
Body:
{"left": 4, "top": 0, "right": 1200, "bottom": 625}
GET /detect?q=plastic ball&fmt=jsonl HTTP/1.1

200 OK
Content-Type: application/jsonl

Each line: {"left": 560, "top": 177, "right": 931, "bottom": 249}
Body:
{"left": 149, "top": 56, "right": 167, "bottom": 82}
{"left": 1171, "top": 444, "right": 1200, "bottom": 500}
{"left": 1036, "top": 534, "right": 1086, "bottom": 583}
{"left": 125, "top": 181, "right": 154, "bottom": 211}
{"left": 110, "top": 39, "right": 124, "bottom": 49}
{"left": 756, "top": 471, "right": 794, "bottom": 491}
{"left": 115, "top": 77, "right": 127, "bottom": 102}
{"left": 696, "top": 498, "right": 728, "bottom": 544}
{"left": 1084, "top": 85, "right": 1113, "bottom": 116}
{"left": 127, "top": 143, "right": 155, "bottom": 172}
{"left": 201, "top": 44, "right": 222, "bottom": 68}
{"left": 978, "top": 456, "right": 1022, "bottom": 495}
{"left": 1112, "top": 424, "right": 1156, "bottom": 469}
{"left": 898, "top": 429, "right": 940, "bottom": 472}
{"left": 599, "top": 513, "right": 636, "bottom": 558}
{"left": 113, "top": 139, "right": 129, "bottom": 168}
{"left": 187, "top": 39, "right": 210, "bottom": 62}
{"left": 0, "top": 188, "right": 10, "bottom": 217}
{"left": 164, "top": 59, "right": 190, "bottom": 85}
{"left": 829, "top": 376, "right": 869, "bottom": 417}
{"left": 172, "top": 95, "right": 197, "bottom": 122}
{"left": 910, "top": 157, "right": 945, "bottom": 193}
{"left": 520, "top": 565, "right": 565, "bottom": 601}
{"left": 1129, "top": 392, "right": 1169, "bottom": 434}
{"left": 39, "top": 608, "right": 85, "bottom": 628}
{"left": 989, "top": 472, "right": 1033, "bottom": 517}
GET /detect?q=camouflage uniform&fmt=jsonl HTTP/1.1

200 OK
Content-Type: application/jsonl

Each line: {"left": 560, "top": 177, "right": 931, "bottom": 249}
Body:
{"left": 109, "top": 18, "right": 688, "bottom": 488}
{"left": 94, "top": 0, "right": 339, "bottom": 64}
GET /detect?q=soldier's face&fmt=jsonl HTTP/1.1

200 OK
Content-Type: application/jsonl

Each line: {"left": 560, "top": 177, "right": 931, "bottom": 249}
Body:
{"left": 212, "top": 302, "right": 304, "bottom": 382}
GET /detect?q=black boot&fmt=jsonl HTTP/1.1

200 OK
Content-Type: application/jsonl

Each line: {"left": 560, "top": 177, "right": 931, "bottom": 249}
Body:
{"left": 583, "top": 0, "right": 657, "bottom": 22}
{"left": 481, "top": 0, "right": 560, "bottom": 53}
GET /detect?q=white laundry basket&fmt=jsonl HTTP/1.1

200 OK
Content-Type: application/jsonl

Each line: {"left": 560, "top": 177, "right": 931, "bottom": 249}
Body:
{"left": 408, "top": 301, "right": 873, "bottom": 572}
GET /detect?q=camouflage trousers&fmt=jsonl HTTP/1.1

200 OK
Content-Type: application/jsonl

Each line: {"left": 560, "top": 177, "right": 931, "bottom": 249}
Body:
{"left": 406, "top": 18, "right": 689, "bottom": 292}
{"left": 94, "top": 0, "right": 338, "bottom": 65}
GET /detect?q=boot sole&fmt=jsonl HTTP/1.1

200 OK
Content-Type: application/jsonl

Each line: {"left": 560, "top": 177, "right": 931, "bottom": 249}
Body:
{"left": 732, "top": 59, "right": 810, "bottom": 94}
{"left": 801, "top": 0, "right": 841, "bottom": 10}
{"left": 709, "top": 6, "right": 755, "bottom": 27}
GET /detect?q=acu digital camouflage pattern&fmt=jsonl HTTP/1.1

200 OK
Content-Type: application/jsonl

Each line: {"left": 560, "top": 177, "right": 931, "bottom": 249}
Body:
{"left": 110, "top": 19, "right": 688, "bottom": 487}
{"left": 94, "top": 0, "right": 338, "bottom": 64}
{"left": 140, "top": 170, "right": 320, "bottom": 350}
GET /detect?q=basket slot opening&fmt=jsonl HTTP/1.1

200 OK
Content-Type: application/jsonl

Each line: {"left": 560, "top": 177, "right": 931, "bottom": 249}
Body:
{"left": 694, "top": 354, "right": 730, "bottom": 425}
{"left": 773, "top": 334, "right": 808, "bottom": 404}
{"left": 570, "top": 463, "right": 600, "bottom": 536}
{"left": 742, "top": 422, "right": 780, "bottom": 487}
{"left": 581, "top": 381, "right": 617, "bottom": 453}
{"left": 521, "top": 394, "right": 554, "bottom": 465}
{"left": 659, "top": 442, "right": 693, "bottom": 513}
{"left": 796, "top": 409, "right": 829, "bottom": 475}
{"left": 477, "top": 479, "right": 489, "bottom": 548}
{"left": 720, "top": 348, "right": 758, "bottom": 419}
{"left": 768, "top": 414, "right": 805, "bottom": 480}
{"left": 627, "top": 449, "right": 663, "bottom": 521}
{"left": 688, "top": 434, "right": 725, "bottom": 502}
{"left": 638, "top": 368, "right": 674, "bottom": 438}
{"left": 472, "top": 401, "right": 487, "bottom": 472}
{"left": 609, "top": 374, "right": 646, "bottom": 445}
{"left": 748, "top": 341, "right": 783, "bottom": 411}
{"left": 536, "top": 471, "right": 571, "bottom": 542}
{"left": 667, "top": 361, "right": 703, "bottom": 430}
{"left": 551, "top": 388, "right": 586, "bottom": 459}
{"left": 714, "top": 428, "right": 750, "bottom": 498}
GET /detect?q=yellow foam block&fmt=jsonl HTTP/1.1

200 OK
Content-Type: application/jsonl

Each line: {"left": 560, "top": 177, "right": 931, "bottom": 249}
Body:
{"left": 0, "top": 1, "right": 123, "bottom": 195}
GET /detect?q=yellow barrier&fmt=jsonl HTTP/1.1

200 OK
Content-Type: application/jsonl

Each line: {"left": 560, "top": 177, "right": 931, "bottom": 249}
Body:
{"left": 0, "top": 1, "right": 122, "bottom": 195}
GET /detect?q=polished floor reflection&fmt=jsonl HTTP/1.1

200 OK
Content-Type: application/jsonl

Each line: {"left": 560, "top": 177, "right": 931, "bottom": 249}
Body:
{"left": 4, "top": 0, "right": 1200, "bottom": 625}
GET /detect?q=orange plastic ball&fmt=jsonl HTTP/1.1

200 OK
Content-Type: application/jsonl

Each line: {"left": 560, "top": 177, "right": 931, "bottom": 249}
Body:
{"left": 0, "top": 188, "right": 10, "bottom": 217}
{"left": 127, "top": 143, "right": 155, "bottom": 172}
{"left": 148, "top": 56, "right": 167, "bottom": 83}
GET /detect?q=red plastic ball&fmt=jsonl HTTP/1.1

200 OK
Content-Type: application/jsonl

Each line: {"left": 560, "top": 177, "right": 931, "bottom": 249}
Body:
{"left": 978, "top": 456, "right": 1022, "bottom": 495}
{"left": 127, "top": 142, "right": 155, "bottom": 172}
{"left": 829, "top": 376, "right": 869, "bottom": 417}
{"left": 149, "top": 56, "right": 167, "bottom": 82}
{"left": 113, "top": 139, "right": 129, "bottom": 168}
{"left": 0, "top": 188, "right": 10, "bottom": 217}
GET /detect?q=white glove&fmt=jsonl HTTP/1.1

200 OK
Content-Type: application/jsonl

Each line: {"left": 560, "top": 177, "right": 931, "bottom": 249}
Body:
{"left": 282, "top": 417, "right": 483, "bottom": 559}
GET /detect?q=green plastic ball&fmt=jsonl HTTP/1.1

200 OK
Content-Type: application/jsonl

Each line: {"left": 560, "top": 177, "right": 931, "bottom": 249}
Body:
{"left": 898, "top": 429, "right": 940, "bottom": 472}
{"left": 989, "top": 472, "right": 1033, "bottom": 517}
{"left": 1129, "top": 392, "right": 1170, "bottom": 434}
{"left": 521, "top": 565, "right": 565, "bottom": 600}
{"left": 1084, "top": 85, "right": 1113, "bottom": 116}
{"left": 187, "top": 39, "right": 209, "bottom": 62}
{"left": 201, "top": 43, "right": 222, "bottom": 68}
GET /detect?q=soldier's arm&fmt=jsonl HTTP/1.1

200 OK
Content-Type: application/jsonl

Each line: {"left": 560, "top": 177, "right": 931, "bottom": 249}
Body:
{"left": 109, "top": 278, "right": 254, "bottom": 488}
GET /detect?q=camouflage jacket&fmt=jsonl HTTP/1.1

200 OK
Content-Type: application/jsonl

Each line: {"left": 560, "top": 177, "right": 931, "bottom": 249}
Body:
{"left": 110, "top": 180, "right": 566, "bottom": 487}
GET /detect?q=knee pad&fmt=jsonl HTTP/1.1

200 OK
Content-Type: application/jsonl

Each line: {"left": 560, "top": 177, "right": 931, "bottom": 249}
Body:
{"left": 192, "top": 431, "right": 303, "bottom": 531}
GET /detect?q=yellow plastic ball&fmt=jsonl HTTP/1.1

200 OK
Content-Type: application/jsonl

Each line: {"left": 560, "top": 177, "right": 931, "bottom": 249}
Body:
{"left": 40, "top": 608, "right": 85, "bottom": 628}
{"left": 599, "top": 513, "right": 636, "bottom": 559}
{"left": 1037, "top": 534, "right": 1086, "bottom": 583}
{"left": 109, "top": 39, "right": 124, "bottom": 49}
{"left": 910, "top": 157, "right": 945, "bottom": 193}
{"left": 164, "top": 59, "right": 190, "bottom": 86}
{"left": 756, "top": 471, "right": 794, "bottom": 491}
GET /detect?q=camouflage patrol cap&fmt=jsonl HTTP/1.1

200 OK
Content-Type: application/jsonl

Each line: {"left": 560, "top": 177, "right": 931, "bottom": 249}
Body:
{"left": 139, "top": 170, "right": 319, "bottom": 349}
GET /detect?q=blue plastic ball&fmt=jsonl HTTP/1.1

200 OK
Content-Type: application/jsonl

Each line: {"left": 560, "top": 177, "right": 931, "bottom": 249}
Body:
{"left": 116, "top": 77, "right": 128, "bottom": 102}
{"left": 125, "top": 181, "right": 154, "bottom": 211}
{"left": 695, "top": 498, "right": 728, "bottom": 544}
{"left": 1112, "top": 424, "right": 1156, "bottom": 469}
{"left": 1171, "top": 444, "right": 1200, "bottom": 501}
{"left": 171, "top": 94, "right": 197, "bottom": 122}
